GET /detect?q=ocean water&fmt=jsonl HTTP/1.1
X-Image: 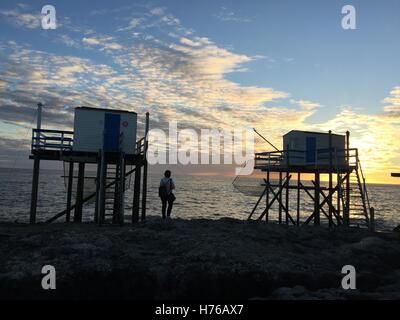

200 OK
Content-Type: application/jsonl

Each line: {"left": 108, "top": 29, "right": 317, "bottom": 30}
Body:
{"left": 0, "top": 167, "right": 399, "bottom": 231}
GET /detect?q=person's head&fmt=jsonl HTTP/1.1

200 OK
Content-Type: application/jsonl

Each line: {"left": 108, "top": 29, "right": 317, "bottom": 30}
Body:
{"left": 164, "top": 170, "right": 171, "bottom": 178}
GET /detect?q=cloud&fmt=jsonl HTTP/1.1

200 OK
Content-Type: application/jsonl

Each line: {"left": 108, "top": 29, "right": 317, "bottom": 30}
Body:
{"left": 150, "top": 7, "right": 165, "bottom": 16}
{"left": 0, "top": 136, "right": 31, "bottom": 163}
{"left": 305, "top": 90, "right": 400, "bottom": 183}
{"left": 214, "top": 7, "right": 250, "bottom": 23}
{"left": 1, "top": 5, "right": 398, "bottom": 183}
{"left": 0, "top": 6, "right": 297, "bottom": 168}
{"left": 291, "top": 99, "right": 321, "bottom": 111}
{"left": 117, "top": 18, "right": 142, "bottom": 31}
{"left": 57, "top": 35, "right": 80, "bottom": 48}
{"left": 382, "top": 86, "right": 400, "bottom": 118}
{"left": 0, "top": 8, "right": 40, "bottom": 28}
{"left": 82, "top": 37, "right": 101, "bottom": 46}
{"left": 82, "top": 36, "right": 123, "bottom": 51}
{"left": 0, "top": 79, "right": 7, "bottom": 91}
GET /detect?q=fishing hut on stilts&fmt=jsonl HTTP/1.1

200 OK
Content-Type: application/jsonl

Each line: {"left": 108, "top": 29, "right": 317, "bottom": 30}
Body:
{"left": 245, "top": 130, "right": 375, "bottom": 230}
{"left": 29, "top": 104, "right": 149, "bottom": 225}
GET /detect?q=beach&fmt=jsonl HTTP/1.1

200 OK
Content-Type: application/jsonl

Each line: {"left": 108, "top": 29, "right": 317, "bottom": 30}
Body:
{"left": 1, "top": 218, "right": 400, "bottom": 300}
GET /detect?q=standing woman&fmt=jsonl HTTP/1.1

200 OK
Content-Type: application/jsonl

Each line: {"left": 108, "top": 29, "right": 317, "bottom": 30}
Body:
{"left": 159, "top": 170, "right": 176, "bottom": 219}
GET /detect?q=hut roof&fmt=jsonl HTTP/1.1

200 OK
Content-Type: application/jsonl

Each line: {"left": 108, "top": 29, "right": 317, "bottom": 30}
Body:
{"left": 283, "top": 130, "right": 344, "bottom": 137}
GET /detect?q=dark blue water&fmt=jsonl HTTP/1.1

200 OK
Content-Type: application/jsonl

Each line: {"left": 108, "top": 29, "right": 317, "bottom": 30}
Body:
{"left": 0, "top": 168, "right": 399, "bottom": 231}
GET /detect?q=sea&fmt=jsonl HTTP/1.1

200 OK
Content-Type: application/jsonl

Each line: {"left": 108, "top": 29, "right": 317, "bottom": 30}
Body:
{"left": 0, "top": 167, "right": 399, "bottom": 231}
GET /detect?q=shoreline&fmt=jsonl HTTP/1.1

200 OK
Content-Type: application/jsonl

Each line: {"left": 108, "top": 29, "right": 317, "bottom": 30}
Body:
{"left": 1, "top": 218, "right": 400, "bottom": 299}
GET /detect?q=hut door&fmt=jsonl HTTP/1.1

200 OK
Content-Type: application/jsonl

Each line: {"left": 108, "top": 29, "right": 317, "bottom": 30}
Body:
{"left": 306, "top": 137, "right": 316, "bottom": 163}
{"left": 103, "top": 113, "right": 121, "bottom": 152}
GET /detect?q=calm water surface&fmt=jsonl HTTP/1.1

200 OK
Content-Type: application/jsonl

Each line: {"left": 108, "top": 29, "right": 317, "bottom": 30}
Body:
{"left": 0, "top": 168, "right": 399, "bottom": 231}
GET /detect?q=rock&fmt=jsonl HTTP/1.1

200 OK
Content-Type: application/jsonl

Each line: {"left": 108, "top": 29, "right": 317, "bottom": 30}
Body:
{"left": 357, "top": 272, "right": 382, "bottom": 291}
{"left": 272, "top": 286, "right": 307, "bottom": 299}
{"left": 0, "top": 219, "right": 399, "bottom": 299}
{"left": 393, "top": 225, "right": 400, "bottom": 233}
{"left": 349, "top": 236, "right": 387, "bottom": 252}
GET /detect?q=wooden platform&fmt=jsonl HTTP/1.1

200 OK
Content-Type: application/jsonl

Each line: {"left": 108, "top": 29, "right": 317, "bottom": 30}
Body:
{"left": 29, "top": 149, "right": 144, "bottom": 165}
{"left": 250, "top": 144, "right": 373, "bottom": 230}
{"left": 254, "top": 164, "right": 356, "bottom": 174}
{"left": 29, "top": 113, "right": 150, "bottom": 225}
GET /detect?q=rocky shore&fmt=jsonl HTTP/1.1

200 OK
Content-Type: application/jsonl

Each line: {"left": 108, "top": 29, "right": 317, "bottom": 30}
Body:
{"left": 0, "top": 218, "right": 400, "bottom": 300}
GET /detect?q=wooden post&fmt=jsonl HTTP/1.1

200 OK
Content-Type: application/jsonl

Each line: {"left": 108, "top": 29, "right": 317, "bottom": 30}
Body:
{"left": 285, "top": 171, "right": 289, "bottom": 224}
{"left": 66, "top": 161, "right": 74, "bottom": 222}
{"left": 118, "top": 153, "right": 126, "bottom": 225}
{"left": 328, "top": 130, "right": 333, "bottom": 227}
{"left": 278, "top": 171, "right": 282, "bottom": 224}
{"left": 141, "top": 112, "right": 149, "bottom": 221}
{"left": 98, "top": 151, "right": 106, "bottom": 224}
{"left": 266, "top": 171, "right": 270, "bottom": 222}
{"left": 30, "top": 102, "right": 43, "bottom": 224}
{"left": 74, "top": 162, "right": 85, "bottom": 222}
{"left": 29, "top": 155, "right": 40, "bottom": 224}
{"left": 297, "top": 172, "right": 300, "bottom": 225}
{"left": 369, "top": 207, "right": 375, "bottom": 232}
{"left": 337, "top": 173, "right": 341, "bottom": 223}
{"left": 314, "top": 172, "right": 320, "bottom": 225}
{"left": 345, "top": 131, "right": 350, "bottom": 226}
{"left": 94, "top": 154, "right": 101, "bottom": 223}
{"left": 132, "top": 165, "right": 141, "bottom": 223}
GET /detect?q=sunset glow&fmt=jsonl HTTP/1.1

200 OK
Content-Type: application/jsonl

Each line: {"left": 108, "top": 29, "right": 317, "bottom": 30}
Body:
{"left": 0, "top": 1, "right": 399, "bottom": 184}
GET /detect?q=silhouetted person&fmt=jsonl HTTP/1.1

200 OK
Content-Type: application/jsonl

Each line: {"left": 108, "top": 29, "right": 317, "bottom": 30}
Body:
{"left": 159, "top": 170, "right": 175, "bottom": 219}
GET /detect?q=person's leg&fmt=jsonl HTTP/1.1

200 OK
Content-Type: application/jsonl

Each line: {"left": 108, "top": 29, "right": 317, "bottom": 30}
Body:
{"left": 167, "top": 199, "right": 173, "bottom": 217}
{"left": 161, "top": 199, "right": 167, "bottom": 219}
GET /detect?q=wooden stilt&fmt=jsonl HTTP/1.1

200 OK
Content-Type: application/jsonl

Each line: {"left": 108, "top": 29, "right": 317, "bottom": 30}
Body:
{"left": 257, "top": 175, "right": 292, "bottom": 222}
{"left": 46, "top": 164, "right": 138, "bottom": 223}
{"left": 285, "top": 171, "right": 289, "bottom": 224}
{"left": 370, "top": 207, "right": 375, "bottom": 232}
{"left": 132, "top": 165, "right": 141, "bottom": 223}
{"left": 141, "top": 161, "right": 148, "bottom": 221}
{"left": 328, "top": 173, "right": 333, "bottom": 227}
{"left": 74, "top": 162, "right": 85, "bottom": 222}
{"left": 328, "top": 131, "right": 333, "bottom": 227}
{"left": 248, "top": 183, "right": 269, "bottom": 220}
{"left": 278, "top": 171, "right": 282, "bottom": 224}
{"left": 66, "top": 161, "right": 74, "bottom": 222}
{"left": 314, "top": 172, "right": 320, "bottom": 225}
{"left": 303, "top": 181, "right": 335, "bottom": 224}
{"left": 141, "top": 112, "right": 149, "bottom": 222}
{"left": 266, "top": 171, "right": 270, "bottom": 222}
{"left": 99, "top": 151, "right": 106, "bottom": 224}
{"left": 94, "top": 155, "right": 101, "bottom": 223}
{"left": 345, "top": 131, "right": 350, "bottom": 226}
{"left": 297, "top": 172, "right": 300, "bottom": 225}
{"left": 29, "top": 155, "right": 40, "bottom": 224}
{"left": 118, "top": 153, "right": 126, "bottom": 225}
{"left": 337, "top": 173, "right": 341, "bottom": 222}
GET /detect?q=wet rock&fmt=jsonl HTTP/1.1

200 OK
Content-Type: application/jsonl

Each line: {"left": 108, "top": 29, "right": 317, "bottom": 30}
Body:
{"left": 0, "top": 218, "right": 399, "bottom": 299}
{"left": 357, "top": 272, "right": 382, "bottom": 291}
{"left": 272, "top": 286, "right": 307, "bottom": 299}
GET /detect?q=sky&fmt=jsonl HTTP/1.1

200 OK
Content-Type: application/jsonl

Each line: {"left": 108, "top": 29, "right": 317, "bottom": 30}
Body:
{"left": 0, "top": 0, "right": 400, "bottom": 183}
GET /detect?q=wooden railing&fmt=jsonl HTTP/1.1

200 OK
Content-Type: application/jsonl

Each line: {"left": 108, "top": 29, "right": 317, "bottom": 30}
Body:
{"left": 32, "top": 128, "right": 147, "bottom": 155}
{"left": 135, "top": 137, "right": 145, "bottom": 155}
{"left": 255, "top": 148, "right": 359, "bottom": 169}
{"left": 31, "top": 129, "right": 74, "bottom": 151}
{"left": 357, "top": 156, "right": 371, "bottom": 210}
